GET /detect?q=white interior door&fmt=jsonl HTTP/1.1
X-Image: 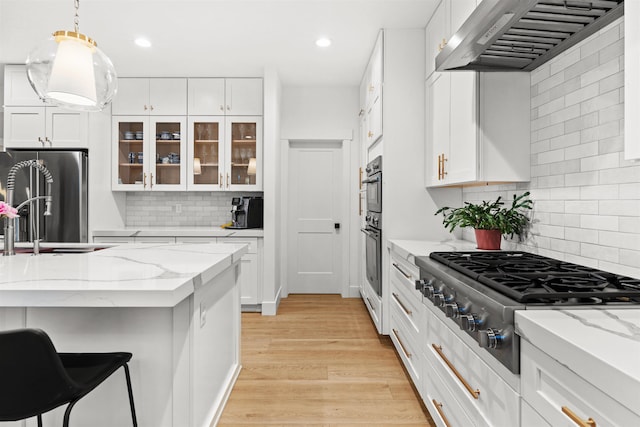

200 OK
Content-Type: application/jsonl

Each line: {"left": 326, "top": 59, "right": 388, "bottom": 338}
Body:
{"left": 287, "top": 141, "right": 342, "bottom": 294}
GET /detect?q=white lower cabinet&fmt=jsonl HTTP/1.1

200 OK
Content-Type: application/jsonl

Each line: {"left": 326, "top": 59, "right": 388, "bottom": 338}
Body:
{"left": 94, "top": 234, "right": 263, "bottom": 311}
{"left": 521, "top": 339, "right": 640, "bottom": 427}
{"left": 422, "top": 305, "right": 520, "bottom": 426}
{"left": 388, "top": 250, "right": 424, "bottom": 396}
{"left": 218, "top": 237, "right": 261, "bottom": 306}
{"left": 423, "top": 357, "right": 475, "bottom": 427}
{"left": 521, "top": 400, "right": 551, "bottom": 427}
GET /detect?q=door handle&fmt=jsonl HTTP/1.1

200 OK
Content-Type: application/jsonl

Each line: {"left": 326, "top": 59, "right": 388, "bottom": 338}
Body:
{"left": 334, "top": 223, "right": 340, "bottom": 230}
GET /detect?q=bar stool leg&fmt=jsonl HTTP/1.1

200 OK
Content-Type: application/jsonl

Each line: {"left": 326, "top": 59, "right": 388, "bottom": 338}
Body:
{"left": 123, "top": 363, "right": 138, "bottom": 427}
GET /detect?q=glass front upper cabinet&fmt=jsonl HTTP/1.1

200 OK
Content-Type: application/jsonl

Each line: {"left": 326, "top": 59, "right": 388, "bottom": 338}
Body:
{"left": 188, "top": 117, "right": 223, "bottom": 190}
{"left": 226, "top": 117, "right": 262, "bottom": 191}
{"left": 112, "top": 116, "right": 186, "bottom": 191}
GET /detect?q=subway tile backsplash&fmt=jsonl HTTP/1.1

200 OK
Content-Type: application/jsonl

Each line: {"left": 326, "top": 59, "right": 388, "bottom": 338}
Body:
{"left": 462, "top": 17, "right": 640, "bottom": 278}
{"left": 125, "top": 191, "right": 263, "bottom": 227}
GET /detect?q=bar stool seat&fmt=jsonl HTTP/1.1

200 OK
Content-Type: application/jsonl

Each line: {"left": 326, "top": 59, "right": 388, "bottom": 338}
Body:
{"left": 0, "top": 328, "right": 137, "bottom": 427}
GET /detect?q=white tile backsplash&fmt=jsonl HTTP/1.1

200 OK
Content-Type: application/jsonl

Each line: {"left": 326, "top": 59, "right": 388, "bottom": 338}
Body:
{"left": 125, "top": 191, "right": 263, "bottom": 227}
{"left": 461, "top": 17, "right": 640, "bottom": 278}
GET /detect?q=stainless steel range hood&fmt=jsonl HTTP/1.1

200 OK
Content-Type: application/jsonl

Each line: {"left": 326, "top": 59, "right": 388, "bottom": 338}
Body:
{"left": 436, "top": 0, "right": 624, "bottom": 72}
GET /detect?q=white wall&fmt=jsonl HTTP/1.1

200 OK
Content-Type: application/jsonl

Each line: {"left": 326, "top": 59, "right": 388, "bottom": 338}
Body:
{"left": 262, "top": 67, "right": 282, "bottom": 315}
{"left": 281, "top": 86, "right": 358, "bottom": 140}
{"left": 462, "top": 17, "right": 640, "bottom": 279}
{"left": 279, "top": 85, "right": 360, "bottom": 297}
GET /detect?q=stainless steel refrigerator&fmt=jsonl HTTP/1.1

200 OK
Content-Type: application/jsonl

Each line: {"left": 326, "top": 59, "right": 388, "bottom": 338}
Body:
{"left": 0, "top": 149, "right": 88, "bottom": 243}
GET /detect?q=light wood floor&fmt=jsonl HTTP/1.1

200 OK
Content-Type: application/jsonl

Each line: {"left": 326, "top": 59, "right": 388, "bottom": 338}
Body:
{"left": 218, "top": 294, "right": 435, "bottom": 426}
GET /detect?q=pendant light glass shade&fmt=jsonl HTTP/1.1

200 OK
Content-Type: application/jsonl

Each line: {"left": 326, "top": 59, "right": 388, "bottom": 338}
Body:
{"left": 26, "top": 31, "right": 117, "bottom": 112}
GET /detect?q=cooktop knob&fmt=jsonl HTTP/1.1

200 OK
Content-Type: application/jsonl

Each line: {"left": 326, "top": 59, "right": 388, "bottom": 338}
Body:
{"left": 423, "top": 284, "right": 435, "bottom": 299}
{"left": 433, "top": 292, "right": 447, "bottom": 307}
{"left": 462, "top": 314, "right": 480, "bottom": 332}
{"left": 479, "top": 328, "right": 504, "bottom": 349}
{"left": 444, "top": 303, "right": 460, "bottom": 318}
{"left": 373, "top": 217, "right": 379, "bottom": 225}
{"left": 415, "top": 279, "right": 425, "bottom": 291}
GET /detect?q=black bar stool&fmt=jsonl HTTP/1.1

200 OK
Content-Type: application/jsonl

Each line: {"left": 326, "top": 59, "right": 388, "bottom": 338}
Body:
{"left": 0, "top": 328, "right": 137, "bottom": 427}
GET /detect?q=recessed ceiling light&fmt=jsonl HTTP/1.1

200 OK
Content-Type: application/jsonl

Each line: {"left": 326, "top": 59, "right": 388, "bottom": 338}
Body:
{"left": 316, "top": 38, "right": 331, "bottom": 47}
{"left": 135, "top": 38, "right": 152, "bottom": 48}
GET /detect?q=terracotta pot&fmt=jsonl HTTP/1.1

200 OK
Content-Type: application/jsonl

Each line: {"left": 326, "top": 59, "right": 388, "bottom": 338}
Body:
{"left": 474, "top": 229, "right": 502, "bottom": 250}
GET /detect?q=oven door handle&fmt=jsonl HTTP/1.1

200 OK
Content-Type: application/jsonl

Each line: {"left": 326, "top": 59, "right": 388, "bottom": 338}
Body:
{"left": 361, "top": 176, "right": 380, "bottom": 184}
{"left": 360, "top": 228, "right": 373, "bottom": 237}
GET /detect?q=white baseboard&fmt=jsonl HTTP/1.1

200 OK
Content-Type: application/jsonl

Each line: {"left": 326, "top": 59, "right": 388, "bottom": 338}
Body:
{"left": 260, "top": 286, "right": 282, "bottom": 316}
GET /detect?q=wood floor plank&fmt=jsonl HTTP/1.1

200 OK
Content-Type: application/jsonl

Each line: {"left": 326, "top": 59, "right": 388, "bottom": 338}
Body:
{"left": 217, "top": 294, "right": 435, "bottom": 426}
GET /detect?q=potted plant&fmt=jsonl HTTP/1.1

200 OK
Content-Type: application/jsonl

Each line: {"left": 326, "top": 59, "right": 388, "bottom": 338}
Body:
{"left": 435, "top": 192, "right": 533, "bottom": 250}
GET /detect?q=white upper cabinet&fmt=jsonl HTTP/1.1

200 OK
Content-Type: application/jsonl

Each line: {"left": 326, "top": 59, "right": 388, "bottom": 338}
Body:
{"left": 188, "top": 79, "right": 226, "bottom": 115}
{"left": 3, "top": 65, "right": 88, "bottom": 149}
{"left": 425, "top": 72, "right": 530, "bottom": 187}
{"left": 426, "top": 0, "right": 447, "bottom": 78}
{"left": 360, "top": 31, "right": 383, "bottom": 147}
{"left": 188, "top": 78, "right": 263, "bottom": 116}
{"left": 111, "top": 78, "right": 187, "bottom": 115}
{"left": 3, "top": 64, "right": 42, "bottom": 106}
{"left": 625, "top": 0, "right": 640, "bottom": 159}
{"left": 426, "top": 0, "right": 477, "bottom": 78}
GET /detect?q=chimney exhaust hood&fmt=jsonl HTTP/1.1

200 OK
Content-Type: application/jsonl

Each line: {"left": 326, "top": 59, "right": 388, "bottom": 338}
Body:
{"left": 436, "top": 0, "right": 624, "bottom": 72}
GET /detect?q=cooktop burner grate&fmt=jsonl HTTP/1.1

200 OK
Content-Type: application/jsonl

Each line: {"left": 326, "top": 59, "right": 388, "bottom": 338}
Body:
{"left": 430, "top": 251, "right": 640, "bottom": 304}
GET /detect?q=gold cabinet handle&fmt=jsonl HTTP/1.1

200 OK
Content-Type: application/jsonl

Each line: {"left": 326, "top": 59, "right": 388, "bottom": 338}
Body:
{"left": 226, "top": 172, "right": 230, "bottom": 188}
{"left": 441, "top": 153, "right": 448, "bottom": 179}
{"left": 144, "top": 105, "right": 148, "bottom": 111}
{"left": 219, "top": 173, "right": 223, "bottom": 188}
{"left": 150, "top": 173, "right": 154, "bottom": 188}
{"left": 143, "top": 173, "right": 147, "bottom": 189}
{"left": 359, "top": 167, "right": 363, "bottom": 190}
{"left": 368, "top": 131, "right": 374, "bottom": 138}
{"left": 392, "top": 262, "right": 412, "bottom": 280}
{"left": 369, "top": 84, "right": 375, "bottom": 92}
{"left": 392, "top": 292, "right": 412, "bottom": 316}
{"left": 150, "top": 105, "right": 154, "bottom": 111}
{"left": 562, "top": 406, "right": 597, "bottom": 427}
{"left": 432, "top": 344, "right": 480, "bottom": 399}
{"left": 365, "top": 297, "right": 376, "bottom": 313}
{"left": 432, "top": 400, "right": 452, "bottom": 427}
{"left": 392, "top": 329, "right": 412, "bottom": 359}
{"left": 359, "top": 193, "right": 362, "bottom": 216}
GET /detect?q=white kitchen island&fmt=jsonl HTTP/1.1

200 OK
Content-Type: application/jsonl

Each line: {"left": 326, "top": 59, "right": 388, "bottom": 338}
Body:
{"left": 0, "top": 242, "right": 247, "bottom": 427}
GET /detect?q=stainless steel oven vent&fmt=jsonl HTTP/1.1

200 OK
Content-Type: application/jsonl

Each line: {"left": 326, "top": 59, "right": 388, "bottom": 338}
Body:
{"left": 436, "top": 0, "right": 624, "bottom": 72}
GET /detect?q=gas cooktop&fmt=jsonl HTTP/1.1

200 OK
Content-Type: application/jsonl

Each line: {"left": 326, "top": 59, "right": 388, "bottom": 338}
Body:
{"left": 430, "top": 251, "right": 640, "bottom": 305}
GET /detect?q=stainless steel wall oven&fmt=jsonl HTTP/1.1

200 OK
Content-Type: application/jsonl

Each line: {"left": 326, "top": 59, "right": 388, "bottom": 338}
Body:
{"left": 362, "top": 156, "right": 382, "bottom": 297}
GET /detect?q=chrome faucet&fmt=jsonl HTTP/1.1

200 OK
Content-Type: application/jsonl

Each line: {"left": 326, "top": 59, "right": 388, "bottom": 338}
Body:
{"left": 3, "top": 160, "right": 54, "bottom": 256}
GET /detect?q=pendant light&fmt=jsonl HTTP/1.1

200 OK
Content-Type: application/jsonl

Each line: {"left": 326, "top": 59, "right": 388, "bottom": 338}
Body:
{"left": 25, "top": 0, "right": 117, "bottom": 112}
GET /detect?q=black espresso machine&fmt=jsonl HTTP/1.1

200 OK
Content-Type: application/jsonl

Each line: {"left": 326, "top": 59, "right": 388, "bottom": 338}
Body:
{"left": 229, "top": 196, "right": 264, "bottom": 229}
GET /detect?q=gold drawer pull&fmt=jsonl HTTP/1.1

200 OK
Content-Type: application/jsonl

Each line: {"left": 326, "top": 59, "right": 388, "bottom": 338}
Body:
{"left": 392, "top": 292, "right": 412, "bottom": 316}
{"left": 432, "top": 399, "right": 452, "bottom": 427}
{"left": 365, "top": 297, "right": 376, "bottom": 313}
{"left": 562, "top": 406, "right": 597, "bottom": 427}
{"left": 392, "top": 329, "right": 412, "bottom": 359}
{"left": 432, "top": 344, "right": 480, "bottom": 399}
{"left": 392, "top": 262, "right": 412, "bottom": 280}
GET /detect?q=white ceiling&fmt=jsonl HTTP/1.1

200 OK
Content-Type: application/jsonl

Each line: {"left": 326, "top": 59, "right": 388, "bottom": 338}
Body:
{"left": 0, "top": 0, "right": 439, "bottom": 86}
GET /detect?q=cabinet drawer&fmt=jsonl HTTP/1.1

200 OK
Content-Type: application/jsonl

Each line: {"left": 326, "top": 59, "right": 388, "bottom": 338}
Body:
{"left": 134, "top": 236, "right": 177, "bottom": 243}
{"left": 422, "top": 356, "right": 475, "bottom": 427}
{"left": 390, "top": 304, "right": 421, "bottom": 386}
{"left": 425, "top": 307, "right": 519, "bottom": 427}
{"left": 217, "top": 237, "right": 257, "bottom": 254}
{"left": 93, "top": 236, "right": 134, "bottom": 244}
{"left": 390, "top": 252, "right": 421, "bottom": 302}
{"left": 521, "top": 339, "right": 640, "bottom": 427}
{"left": 362, "top": 281, "right": 382, "bottom": 334}
{"left": 390, "top": 276, "right": 422, "bottom": 338}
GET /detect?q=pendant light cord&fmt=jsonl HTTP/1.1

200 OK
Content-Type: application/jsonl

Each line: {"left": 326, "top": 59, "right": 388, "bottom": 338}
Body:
{"left": 74, "top": 0, "right": 80, "bottom": 33}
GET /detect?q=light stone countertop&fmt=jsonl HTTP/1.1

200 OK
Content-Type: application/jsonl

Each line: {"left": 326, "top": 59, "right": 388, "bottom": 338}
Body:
{"left": 387, "top": 238, "right": 478, "bottom": 263}
{"left": 0, "top": 242, "right": 248, "bottom": 307}
{"left": 516, "top": 309, "right": 640, "bottom": 413}
{"left": 93, "top": 227, "right": 264, "bottom": 238}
